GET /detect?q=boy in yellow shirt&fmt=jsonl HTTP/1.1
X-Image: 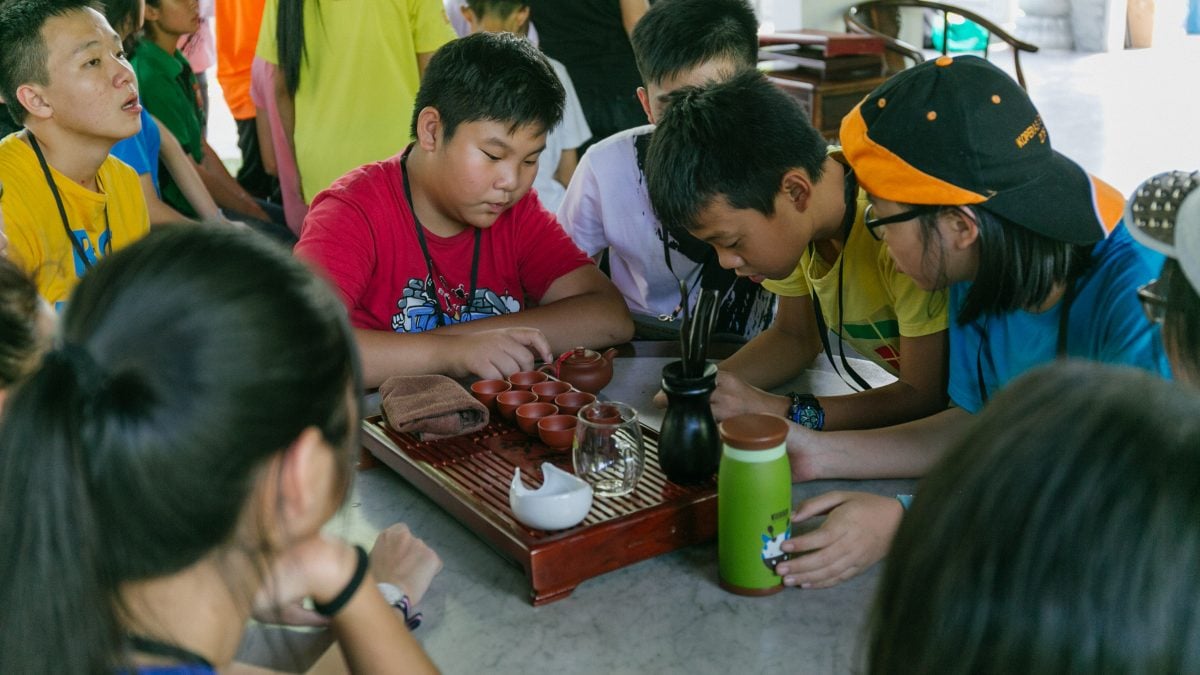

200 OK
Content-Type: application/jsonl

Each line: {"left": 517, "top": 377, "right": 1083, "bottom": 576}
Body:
{"left": 0, "top": 0, "right": 150, "bottom": 308}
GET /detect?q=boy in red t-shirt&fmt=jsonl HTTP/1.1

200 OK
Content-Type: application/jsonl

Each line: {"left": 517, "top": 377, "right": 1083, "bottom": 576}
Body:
{"left": 297, "top": 33, "right": 632, "bottom": 387}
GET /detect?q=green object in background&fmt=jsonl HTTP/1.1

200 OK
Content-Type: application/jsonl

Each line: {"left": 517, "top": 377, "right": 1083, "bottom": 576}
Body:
{"left": 930, "top": 13, "right": 990, "bottom": 51}
{"left": 717, "top": 414, "right": 792, "bottom": 596}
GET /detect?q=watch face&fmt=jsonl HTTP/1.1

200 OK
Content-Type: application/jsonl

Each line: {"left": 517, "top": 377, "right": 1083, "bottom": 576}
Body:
{"left": 798, "top": 405, "right": 822, "bottom": 430}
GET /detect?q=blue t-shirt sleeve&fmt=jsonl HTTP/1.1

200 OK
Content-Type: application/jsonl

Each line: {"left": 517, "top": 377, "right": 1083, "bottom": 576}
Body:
{"left": 1088, "top": 223, "right": 1173, "bottom": 378}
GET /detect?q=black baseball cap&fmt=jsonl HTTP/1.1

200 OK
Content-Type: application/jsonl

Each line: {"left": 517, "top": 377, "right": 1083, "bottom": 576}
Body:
{"left": 840, "top": 55, "right": 1122, "bottom": 245}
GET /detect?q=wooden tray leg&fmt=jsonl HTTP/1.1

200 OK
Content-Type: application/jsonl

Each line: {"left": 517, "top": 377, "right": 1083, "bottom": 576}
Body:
{"left": 531, "top": 582, "right": 580, "bottom": 606}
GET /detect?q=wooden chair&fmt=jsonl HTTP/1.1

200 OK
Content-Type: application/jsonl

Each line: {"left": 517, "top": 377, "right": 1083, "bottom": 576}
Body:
{"left": 843, "top": 0, "right": 1038, "bottom": 89}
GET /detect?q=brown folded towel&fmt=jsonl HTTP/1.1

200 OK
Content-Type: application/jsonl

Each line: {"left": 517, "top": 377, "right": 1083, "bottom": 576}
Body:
{"left": 379, "top": 375, "right": 489, "bottom": 439}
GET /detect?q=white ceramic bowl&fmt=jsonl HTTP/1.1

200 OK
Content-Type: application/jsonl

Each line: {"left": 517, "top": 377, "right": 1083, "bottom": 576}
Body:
{"left": 509, "top": 463, "right": 593, "bottom": 531}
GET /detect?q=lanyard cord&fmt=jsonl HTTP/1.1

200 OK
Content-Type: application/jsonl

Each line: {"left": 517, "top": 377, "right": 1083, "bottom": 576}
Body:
{"left": 399, "top": 146, "right": 481, "bottom": 328}
{"left": 658, "top": 227, "right": 707, "bottom": 322}
{"left": 809, "top": 167, "right": 874, "bottom": 391}
{"left": 127, "top": 634, "right": 214, "bottom": 670}
{"left": 28, "top": 133, "right": 110, "bottom": 271}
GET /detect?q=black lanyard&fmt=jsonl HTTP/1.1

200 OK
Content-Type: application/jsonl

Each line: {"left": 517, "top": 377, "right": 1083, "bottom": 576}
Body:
{"left": 809, "top": 166, "right": 874, "bottom": 391}
{"left": 399, "top": 146, "right": 481, "bottom": 328}
{"left": 28, "top": 132, "right": 111, "bottom": 271}
{"left": 127, "top": 634, "right": 214, "bottom": 671}
{"left": 658, "top": 226, "right": 708, "bottom": 322}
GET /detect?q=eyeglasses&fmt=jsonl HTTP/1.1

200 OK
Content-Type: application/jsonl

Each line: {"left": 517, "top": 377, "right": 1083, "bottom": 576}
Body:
{"left": 863, "top": 203, "right": 940, "bottom": 241}
{"left": 1137, "top": 279, "right": 1167, "bottom": 325}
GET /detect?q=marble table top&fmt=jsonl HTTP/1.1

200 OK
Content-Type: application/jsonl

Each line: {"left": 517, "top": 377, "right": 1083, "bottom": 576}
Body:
{"left": 239, "top": 355, "right": 914, "bottom": 674}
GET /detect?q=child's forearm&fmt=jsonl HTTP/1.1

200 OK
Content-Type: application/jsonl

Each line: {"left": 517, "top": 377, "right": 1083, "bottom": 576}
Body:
{"left": 198, "top": 142, "right": 270, "bottom": 221}
{"left": 720, "top": 295, "right": 822, "bottom": 389}
{"left": 138, "top": 173, "right": 196, "bottom": 226}
{"left": 155, "top": 117, "right": 223, "bottom": 221}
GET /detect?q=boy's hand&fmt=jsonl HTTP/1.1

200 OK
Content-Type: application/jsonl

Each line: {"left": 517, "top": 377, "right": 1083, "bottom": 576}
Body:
{"left": 652, "top": 371, "right": 790, "bottom": 422}
{"left": 448, "top": 328, "right": 553, "bottom": 380}
{"left": 708, "top": 371, "right": 790, "bottom": 422}
{"left": 774, "top": 491, "right": 903, "bottom": 589}
{"left": 369, "top": 523, "right": 442, "bottom": 607}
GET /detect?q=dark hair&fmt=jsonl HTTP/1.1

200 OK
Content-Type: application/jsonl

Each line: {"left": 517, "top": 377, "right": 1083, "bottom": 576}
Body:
{"left": 919, "top": 206, "right": 1094, "bottom": 324}
{"left": 409, "top": 31, "right": 564, "bottom": 142}
{"left": 0, "top": 257, "right": 43, "bottom": 387}
{"left": 99, "top": 0, "right": 139, "bottom": 52}
{"left": 0, "top": 227, "right": 360, "bottom": 673}
{"left": 276, "top": 0, "right": 316, "bottom": 97}
{"left": 464, "top": 0, "right": 526, "bottom": 19}
{"left": 631, "top": 0, "right": 758, "bottom": 85}
{"left": 645, "top": 69, "right": 828, "bottom": 234}
{"left": 0, "top": 0, "right": 99, "bottom": 125}
{"left": 869, "top": 361, "right": 1200, "bottom": 674}
{"left": 1162, "top": 257, "right": 1200, "bottom": 381}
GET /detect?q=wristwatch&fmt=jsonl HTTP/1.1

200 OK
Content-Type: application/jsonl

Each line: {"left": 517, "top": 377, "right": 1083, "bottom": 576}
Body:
{"left": 786, "top": 392, "right": 825, "bottom": 431}
{"left": 377, "top": 582, "right": 423, "bottom": 630}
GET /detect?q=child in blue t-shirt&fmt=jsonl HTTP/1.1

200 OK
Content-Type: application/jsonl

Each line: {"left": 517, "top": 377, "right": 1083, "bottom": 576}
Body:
{"left": 766, "top": 57, "right": 1171, "bottom": 590}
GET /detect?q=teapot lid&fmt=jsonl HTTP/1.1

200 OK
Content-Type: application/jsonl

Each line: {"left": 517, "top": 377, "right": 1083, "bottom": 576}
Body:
{"left": 562, "top": 347, "right": 601, "bottom": 364}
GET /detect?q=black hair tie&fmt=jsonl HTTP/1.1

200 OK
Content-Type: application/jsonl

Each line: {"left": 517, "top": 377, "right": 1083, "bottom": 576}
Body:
{"left": 313, "top": 545, "right": 370, "bottom": 617}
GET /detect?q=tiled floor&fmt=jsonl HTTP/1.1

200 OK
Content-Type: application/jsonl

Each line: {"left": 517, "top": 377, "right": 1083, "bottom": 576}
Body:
{"left": 206, "top": 38, "right": 1200, "bottom": 199}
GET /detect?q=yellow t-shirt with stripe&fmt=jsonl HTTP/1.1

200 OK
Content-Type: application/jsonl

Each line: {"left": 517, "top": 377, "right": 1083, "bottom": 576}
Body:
{"left": 0, "top": 133, "right": 150, "bottom": 308}
{"left": 762, "top": 186, "right": 948, "bottom": 376}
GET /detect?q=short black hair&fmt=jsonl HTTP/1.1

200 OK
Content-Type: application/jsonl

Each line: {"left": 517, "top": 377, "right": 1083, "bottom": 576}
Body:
{"left": 409, "top": 32, "right": 564, "bottom": 142}
{"left": 645, "top": 69, "right": 828, "bottom": 234}
{"left": 918, "top": 206, "right": 1094, "bottom": 324}
{"left": 869, "top": 361, "right": 1200, "bottom": 673}
{"left": 465, "top": 0, "right": 527, "bottom": 19}
{"left": 0, "top": 0, "right": 99, "bottom": 125}
{"left": 631, "top": 0, "right": 759, "bottom": 85}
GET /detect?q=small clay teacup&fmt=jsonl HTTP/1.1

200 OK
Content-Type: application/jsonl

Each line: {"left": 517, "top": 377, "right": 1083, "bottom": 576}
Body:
{"left": 516, "top": 402, "right": 558, "bottom": 435}
{"left": 580, "top": 401, "right": 623, "bottom": 425}
{"left": 531, "top": 380, "right": 572, "bottom": 403}
{"left": 508, "top": 370, "right": 549, "bottom": 391}
{"left": 554, "top": 391, "right": 597, "bottom": 417}
{"left": 469, "top": 379, "right": 511, "bottom": 412}
{"left": 496, "top": 390, "right": 538, "bottom": 420}
{"left": 537, "top": 414, "right": 578, "bottom": 450}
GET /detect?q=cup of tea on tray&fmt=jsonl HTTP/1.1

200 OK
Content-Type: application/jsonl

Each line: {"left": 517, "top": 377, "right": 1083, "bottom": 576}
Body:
{"left": 554, "top": 390, "right": 596, "bottom": 417}
{"left": 496, "top": 389, "right": 538, "bottom": 420}
{"left": 469, "top": 379, "right": 511, "bottom": 412}
{"left": 508, "top": 370, "right": 549, "bottom": 391}
{"left": 516, "top": 401, "right": 558, "bottom": 435}
{"left": 532, "top": 380, "right": 572, "bottom": 403}
{"left": 537, "top": 414, "right": 578, "bottom": 450}
{"left": 573, "top": 401, "right": 645, "bottom": 497}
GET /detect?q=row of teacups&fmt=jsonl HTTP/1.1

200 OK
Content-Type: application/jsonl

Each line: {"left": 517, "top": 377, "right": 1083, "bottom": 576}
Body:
{"left": 469, "top": 372, "right": 598, "bottom": 450}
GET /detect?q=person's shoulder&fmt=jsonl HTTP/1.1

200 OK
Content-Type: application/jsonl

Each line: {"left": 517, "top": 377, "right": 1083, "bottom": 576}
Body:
{"left": 99, "top": 153, "right": 142, "bottom": 185}
{"left": 576, "top": 124, "right": 653, "bottom": 176}
{"left": 317, "top": 156, "right": 403, "bottom": 203}
{"left": 0, "top": 132, "right": 29, "bottom": 165}
{"left": 590, "top": 124, "right": 654, "bottom": 154}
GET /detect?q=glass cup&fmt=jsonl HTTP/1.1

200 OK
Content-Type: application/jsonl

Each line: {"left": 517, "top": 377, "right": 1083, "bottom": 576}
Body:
{"left": 572, "top": 401, "right": 645, "bottom": 498}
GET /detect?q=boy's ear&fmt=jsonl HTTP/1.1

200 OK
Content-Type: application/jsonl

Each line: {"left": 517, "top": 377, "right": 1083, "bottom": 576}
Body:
{"left": 636, "top": 87, "right": 654, "bottom": 125}
{"left": 511, "top": 6, "right": 531, "bottom": 30}
{"left": 414, "top": 106, "right": 443, "bottom": 151}
{"left": 944, "top": 206, "right": 981, "bottom": 250}
{"left": 143, "top": 2, "right": 161, "bottom": 22}
{"left": 14, "top": 84, "right": 52, "bottom": 122}
{"left": 780, "top": 169, "right": 814, "bottom": 213}
{"left": 460, "top": 5, "right": 477, "bottom": 32}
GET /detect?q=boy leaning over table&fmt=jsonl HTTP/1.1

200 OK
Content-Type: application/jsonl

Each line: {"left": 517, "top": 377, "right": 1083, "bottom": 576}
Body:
{"left": 296, "top": 33, "right": 632, "bottom": 388}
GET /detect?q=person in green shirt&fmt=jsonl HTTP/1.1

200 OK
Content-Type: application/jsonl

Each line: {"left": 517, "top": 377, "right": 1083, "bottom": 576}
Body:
{"left": 133, "top": 0, "right": 292, "bottom": 242}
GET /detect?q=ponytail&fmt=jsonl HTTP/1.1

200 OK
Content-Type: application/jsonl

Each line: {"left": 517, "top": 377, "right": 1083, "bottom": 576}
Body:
{"left": 0, "top": 348, "right": 122, "bottom": 673}
{"left": 278, "top": 0, "right": 320, "bottom": 97}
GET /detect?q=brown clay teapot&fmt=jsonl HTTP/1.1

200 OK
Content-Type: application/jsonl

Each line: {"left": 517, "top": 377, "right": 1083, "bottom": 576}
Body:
{"left": 540, "top": 347, "right": 618, "bottom": 394}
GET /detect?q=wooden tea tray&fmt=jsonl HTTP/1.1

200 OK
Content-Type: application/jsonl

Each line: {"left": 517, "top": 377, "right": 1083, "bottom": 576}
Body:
{"left": 361, "top": 413, "right": 717, "bottom": 605}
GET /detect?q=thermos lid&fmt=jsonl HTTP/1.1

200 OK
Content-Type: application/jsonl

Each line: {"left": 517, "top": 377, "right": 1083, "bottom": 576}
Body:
{"left": 719, "top": 413, "right": 789, "bottom": 450}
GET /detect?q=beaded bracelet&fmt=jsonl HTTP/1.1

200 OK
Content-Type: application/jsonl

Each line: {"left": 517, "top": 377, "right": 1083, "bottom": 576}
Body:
{"left": 378, "top": 582, "right": 424, "bottom": 630}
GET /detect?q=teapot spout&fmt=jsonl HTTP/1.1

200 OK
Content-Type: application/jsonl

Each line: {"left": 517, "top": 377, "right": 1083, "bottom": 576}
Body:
{"left": 602, "top": 347, "right": 618, "bottom": 364}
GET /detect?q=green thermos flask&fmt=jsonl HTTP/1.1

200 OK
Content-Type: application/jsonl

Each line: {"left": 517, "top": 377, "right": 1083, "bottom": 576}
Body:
{"left": 717, "top": 413, "right": 792, "bottom": 595}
